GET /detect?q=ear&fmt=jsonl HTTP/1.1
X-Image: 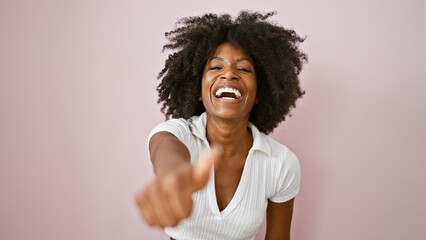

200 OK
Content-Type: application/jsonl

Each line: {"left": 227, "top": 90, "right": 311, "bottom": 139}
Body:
{"left": 255, "top": 98, "right": 259, "bottom": 104}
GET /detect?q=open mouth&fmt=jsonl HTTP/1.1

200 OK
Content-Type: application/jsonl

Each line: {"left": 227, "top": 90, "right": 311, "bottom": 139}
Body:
{"left": 215, "top": 87, "right": 242, "bottom": 100}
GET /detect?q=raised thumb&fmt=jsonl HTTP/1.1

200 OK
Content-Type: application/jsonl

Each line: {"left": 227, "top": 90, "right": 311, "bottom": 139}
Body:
{"left": 191, "top": 145, "right": 223, "bottom": 192}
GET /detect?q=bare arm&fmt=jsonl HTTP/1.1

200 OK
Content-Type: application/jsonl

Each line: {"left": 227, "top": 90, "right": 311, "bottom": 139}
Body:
{"left": 135, "top": 131, "right": 221, "bottom": 227}
{"left": 149, "top": 131, "right": 191, "bottom": 177}
{"left": 265, "top": 198, "right": 295, "bottom": 240}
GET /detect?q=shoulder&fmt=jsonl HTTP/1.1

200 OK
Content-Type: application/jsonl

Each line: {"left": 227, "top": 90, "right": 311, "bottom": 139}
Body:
{"left": 264, "top": 135, "right": 299, "bottom": 164}
{"left": 259, "top": 135, "right": 301, "bottom": 202}
{"left": 149, "top": 113, "right": 204, "bottom": 136}
{"left": 148, "top": 117, "right": 192, "bottom": 139}
{"left": 249, "top": 123, "right": 299, "bottom": 171}
{"left": 148, "top": 114, "right": 205, "bottom": 152}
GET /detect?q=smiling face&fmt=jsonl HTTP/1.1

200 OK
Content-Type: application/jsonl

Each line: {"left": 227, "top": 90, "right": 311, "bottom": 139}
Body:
{"left": 201, "top": 42, "right": 257, "bottom": 121}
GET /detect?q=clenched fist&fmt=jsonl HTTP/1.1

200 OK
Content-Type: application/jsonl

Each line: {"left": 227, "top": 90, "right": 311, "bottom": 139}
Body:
{"left": 135, "top": 146, "right": 222, "bottom": 227}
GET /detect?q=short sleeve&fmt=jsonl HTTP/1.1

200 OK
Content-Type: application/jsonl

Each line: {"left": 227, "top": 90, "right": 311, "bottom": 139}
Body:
{"left": 268, "top": 151, "right": 301, "bottom": 203}
{"left": 147, "top": 118, "right": 193, "bottom": 154}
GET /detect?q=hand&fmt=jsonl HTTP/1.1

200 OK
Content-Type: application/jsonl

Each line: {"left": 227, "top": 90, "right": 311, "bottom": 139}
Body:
{"left": 135, "top": 145, "right": 222, "bottom": 227}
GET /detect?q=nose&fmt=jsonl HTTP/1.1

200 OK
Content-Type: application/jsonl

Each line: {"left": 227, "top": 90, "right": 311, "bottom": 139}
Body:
{"left": 220, "top": 67, "right": 238, "bottom": 81}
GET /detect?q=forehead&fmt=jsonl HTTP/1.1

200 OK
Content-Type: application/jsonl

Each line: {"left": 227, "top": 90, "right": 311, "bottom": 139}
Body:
{"left": 209, "top": 42, "right": 253, "bottom": 62}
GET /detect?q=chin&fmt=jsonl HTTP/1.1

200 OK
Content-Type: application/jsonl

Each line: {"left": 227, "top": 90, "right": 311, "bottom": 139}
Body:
{"left": 207, "top": 107, "right": 251, "bottom": 120}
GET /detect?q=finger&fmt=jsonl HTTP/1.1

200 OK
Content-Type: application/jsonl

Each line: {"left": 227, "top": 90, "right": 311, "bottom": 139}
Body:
{"left": 156, "top": 193, "right": 178, "bottom": 227}
{"left": 149, "top": 184, "right": 175, "bottom": 227}
{"left": 161, "top": 174, "right": 192, "bottom": 221}
{"left": 167, "top": 184, "right": 193, "bottom": 221}
{"left": 136, "top": 190, "right": 156, "bottom": 226}
{"left": 155, "top": 178, "right": 186, "bottom": 227}
{"left": 140, "top": 201, "right": 155, "bottom": 226}
{"left": 191, "top": 144, "right": 223, "bottom": 192}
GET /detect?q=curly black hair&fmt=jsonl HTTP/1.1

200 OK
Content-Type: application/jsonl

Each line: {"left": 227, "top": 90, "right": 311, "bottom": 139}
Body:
{"left": 156, "top": 11, "right": 307, "bottom": 134}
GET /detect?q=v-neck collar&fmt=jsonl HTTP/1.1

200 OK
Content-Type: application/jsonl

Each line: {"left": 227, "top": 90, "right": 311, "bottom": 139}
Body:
{"left": 188, "top": 112, "right": 271, "bottom": 217}
{"left": 190, "top": 112, "right": 271, "bottom": 155}
{"left": 207, "top": 149, "right": 254, "bottom": 218}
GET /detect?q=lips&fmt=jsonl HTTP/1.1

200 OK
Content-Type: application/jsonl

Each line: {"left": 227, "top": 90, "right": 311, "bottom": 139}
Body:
{"left": 215, "top": 87, "right": 241, "bottom": 99}
{"left": 212, "top": 83, "right": 243, "bottom": 103}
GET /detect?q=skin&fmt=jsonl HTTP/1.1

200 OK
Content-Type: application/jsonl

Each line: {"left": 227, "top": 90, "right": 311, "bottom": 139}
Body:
{"left": 135, "top": 42, "right": 295, "bottom": 239}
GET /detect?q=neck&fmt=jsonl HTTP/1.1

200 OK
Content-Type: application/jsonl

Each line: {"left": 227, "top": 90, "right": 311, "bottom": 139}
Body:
{"left": 205, "top": 112, "right": 253, "bottom": 160}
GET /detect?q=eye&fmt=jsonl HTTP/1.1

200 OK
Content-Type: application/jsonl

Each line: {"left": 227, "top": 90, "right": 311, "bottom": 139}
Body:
{"left": 209, "top": 66, "right": 222, "bottom": 70}
{"left": 237, "top": 68, "right": 251, "bottom": 73}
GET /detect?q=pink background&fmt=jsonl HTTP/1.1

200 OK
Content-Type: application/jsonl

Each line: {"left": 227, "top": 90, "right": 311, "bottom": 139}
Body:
{"left": 1, "top": 0, "right": 425, "bottom": 239}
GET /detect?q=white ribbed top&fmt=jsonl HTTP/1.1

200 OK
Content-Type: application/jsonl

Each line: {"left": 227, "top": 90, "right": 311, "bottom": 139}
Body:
{"left": 148, "top": 112, "right": 301, "bottom": 240}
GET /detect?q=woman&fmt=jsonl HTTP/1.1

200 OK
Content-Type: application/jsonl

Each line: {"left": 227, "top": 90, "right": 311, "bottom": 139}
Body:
{"left": 135, "top": 11, "right": 307, "bottom": 240}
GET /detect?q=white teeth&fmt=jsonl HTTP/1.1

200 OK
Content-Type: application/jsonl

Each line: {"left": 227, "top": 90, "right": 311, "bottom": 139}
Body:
{"left": 215, "top": 87, "right": 241, "bottom": 98}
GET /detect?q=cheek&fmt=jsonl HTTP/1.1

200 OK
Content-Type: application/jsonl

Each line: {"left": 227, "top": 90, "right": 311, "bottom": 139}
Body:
{"left": 200, "top": 77, "right": 211, "bottom": 99}
{"left": 200, "top": 78, "right": 206, "bottom": 93}
{"left": 201, "top": 73, "right": 216, "bottom": 94}
{"left": 248, "top": 77, "right": 257, "bottom": 96}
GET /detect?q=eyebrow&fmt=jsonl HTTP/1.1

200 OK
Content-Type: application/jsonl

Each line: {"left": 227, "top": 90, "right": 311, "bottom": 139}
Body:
{"left": 210, "top": 57, "right": 251, "bottom": 62}
{"left": 211, "top": 57, "right": 225, "bottom": 61}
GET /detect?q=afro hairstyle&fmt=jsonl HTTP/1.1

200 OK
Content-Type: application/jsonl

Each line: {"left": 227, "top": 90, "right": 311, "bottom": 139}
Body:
{"left": 156, "top": 11, "right": 307, "bottom": 134}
